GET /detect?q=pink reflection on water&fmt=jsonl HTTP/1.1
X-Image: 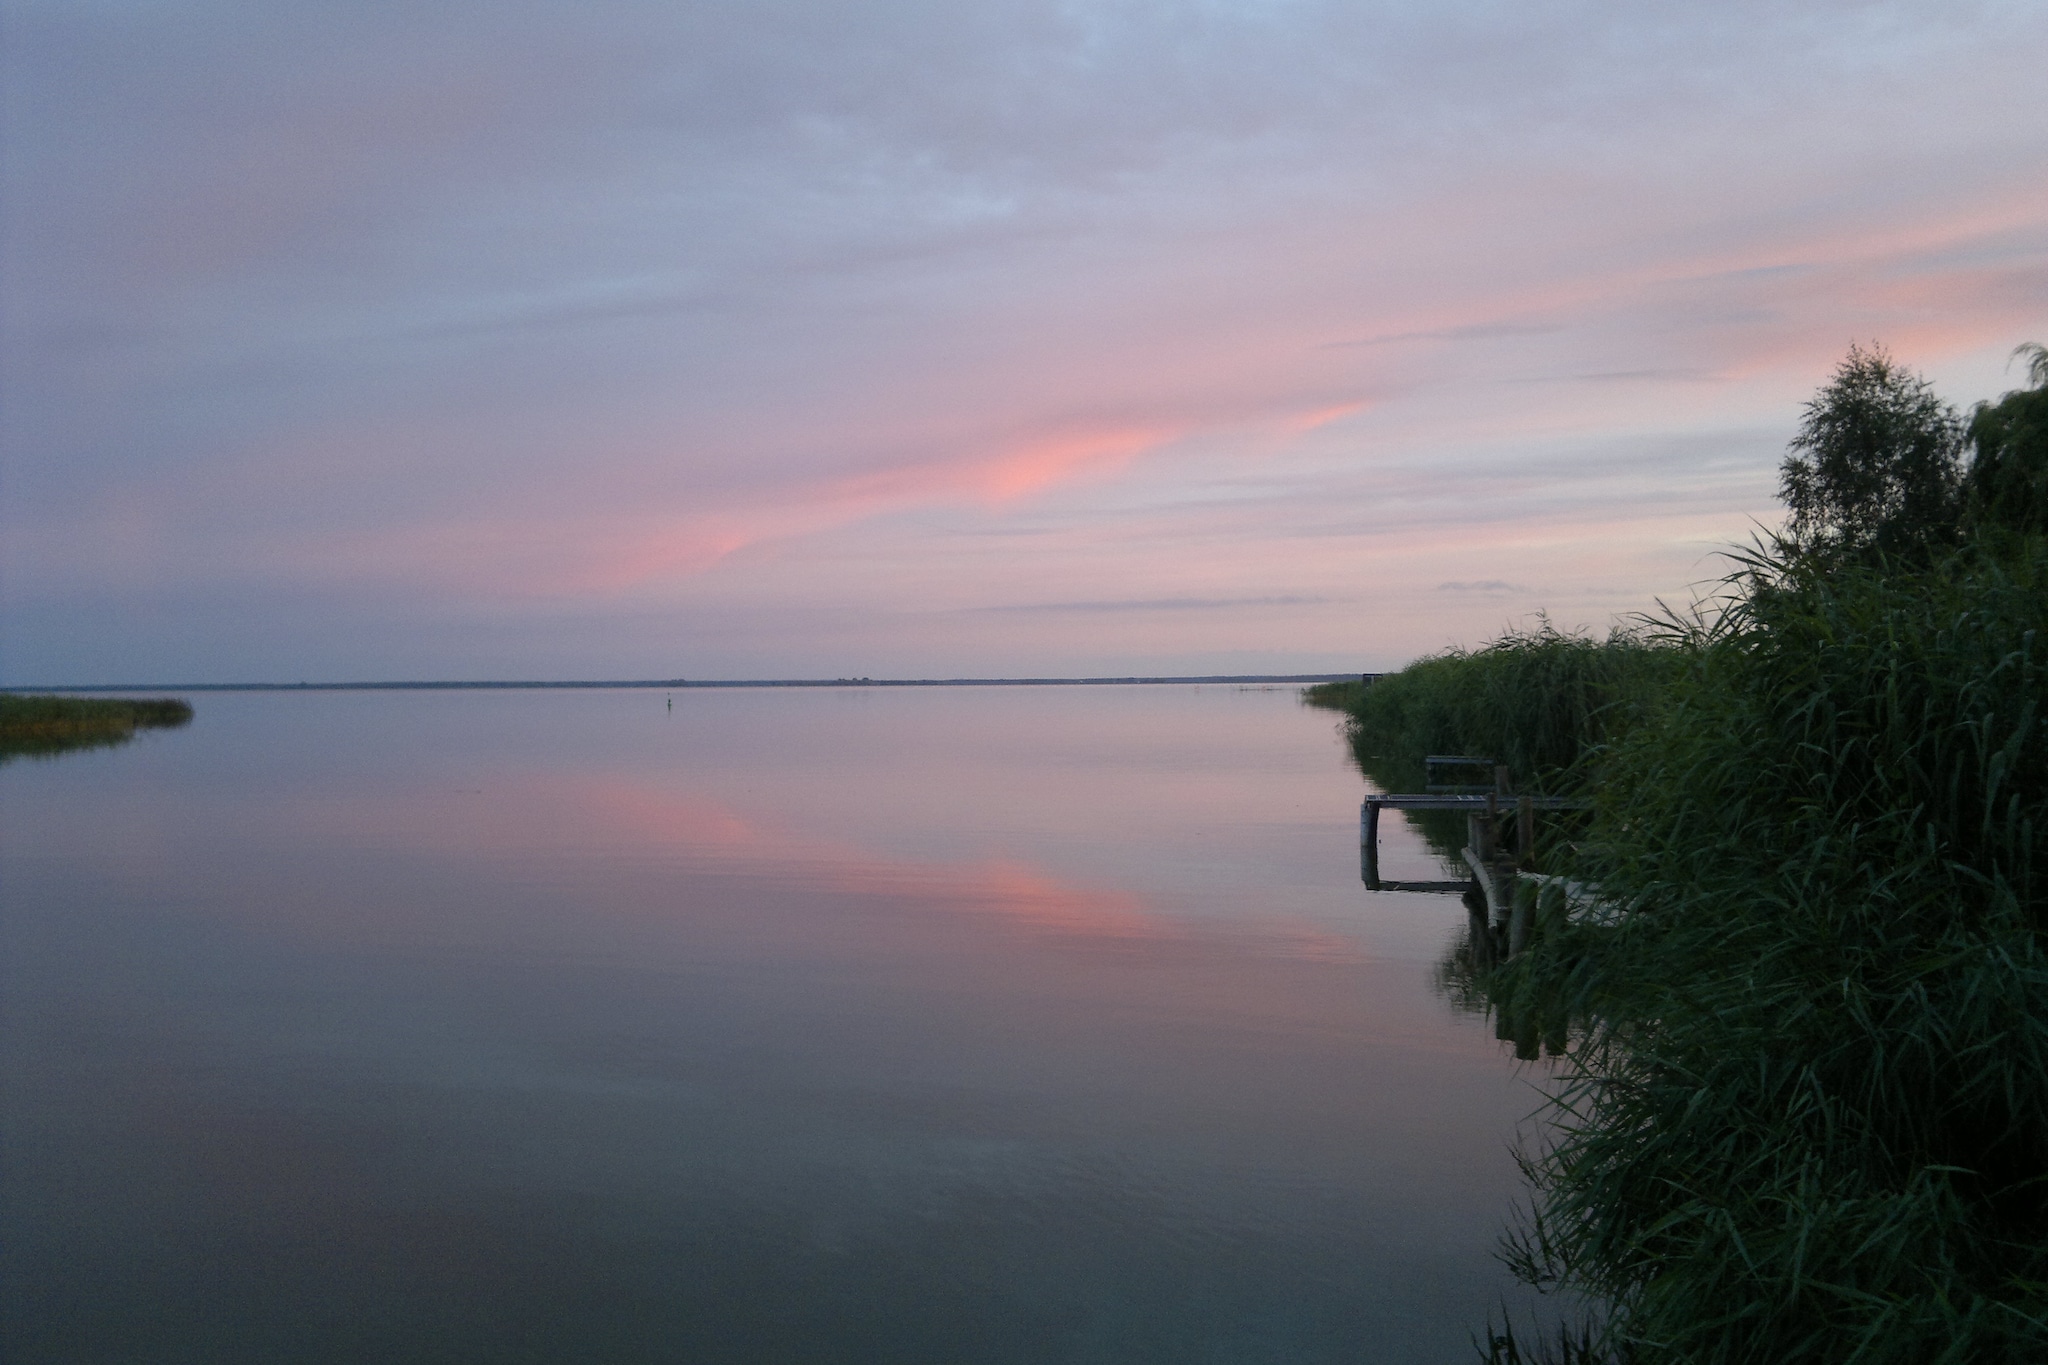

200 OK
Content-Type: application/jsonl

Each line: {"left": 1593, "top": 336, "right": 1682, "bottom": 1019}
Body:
{"left": 237, "top": 766, "right": 1367, "bottom": 963}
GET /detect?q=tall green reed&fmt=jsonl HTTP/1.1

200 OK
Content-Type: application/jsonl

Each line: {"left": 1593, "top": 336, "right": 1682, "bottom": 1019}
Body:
{"left": 1329, "top": 620, "right": 1671, "bottom": 794}
{"left": 1492, "top": 537, "right": 2048, "bottom": 1362}
{"left": 1306, "top": 623, "right": 1672, "bottom": 871}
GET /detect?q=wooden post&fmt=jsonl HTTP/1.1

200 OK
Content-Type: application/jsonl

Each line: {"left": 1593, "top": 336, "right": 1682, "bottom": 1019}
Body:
{"left": 1463, "top": 846, "right": 1505, "bottom": 922}
{"left": 1463, "top": 881, "right": 1494, "bottom": 970}
{"left": 1361, "top": 800, "right": 1381, "bottom": 889}
{"left": 1509, "top": 879, "right": 1533, "bottom": 956}
{"left": 1518, "top": 794, "right": 1535, "bottom": 866}
{"left": 1462, "top": 848, "right": 1536, "bottom": 958}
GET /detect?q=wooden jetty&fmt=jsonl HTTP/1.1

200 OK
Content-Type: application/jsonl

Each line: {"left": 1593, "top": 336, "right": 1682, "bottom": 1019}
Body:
{"left": 1360, "top": 758, "right": 1589, "bottom": 957}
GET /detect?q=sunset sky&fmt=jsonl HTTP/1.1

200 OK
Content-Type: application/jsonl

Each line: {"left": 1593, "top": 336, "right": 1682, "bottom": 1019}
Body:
{"left": 5, "top": 1, "right": 2045, "bottom": 684}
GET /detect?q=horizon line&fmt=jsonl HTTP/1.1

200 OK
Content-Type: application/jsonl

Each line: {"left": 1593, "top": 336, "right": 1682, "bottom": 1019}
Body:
{"left": 4, "top": 673, "right": 1370, "bottom": 693}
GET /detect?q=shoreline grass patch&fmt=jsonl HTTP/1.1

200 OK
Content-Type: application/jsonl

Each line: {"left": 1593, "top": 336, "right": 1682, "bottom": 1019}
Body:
{"left": 1306, "top": 623, "right": 1673, "bottom": 871}
{"left": 1313, "top": 342, "right": 2048, "bottom": 1361}
{"left": 1307, "top": 621, "right": 1672, "bottom": 795}
{"left": 1487, "top": 539, "right": 2048, "bottom": 1363}
{"left": 0, "top": 694, "right": 193, "bottom": 762}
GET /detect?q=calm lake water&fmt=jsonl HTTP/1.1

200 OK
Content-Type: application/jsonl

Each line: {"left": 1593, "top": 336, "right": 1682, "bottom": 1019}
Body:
{"left": 2, "top": 686, "right": 1544, "bottom": 1363}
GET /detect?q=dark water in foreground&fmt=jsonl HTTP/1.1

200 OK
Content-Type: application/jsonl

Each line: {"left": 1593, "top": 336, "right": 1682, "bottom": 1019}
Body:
{"left": 2, "top": 686, "right": 1540, "bottom": 1363}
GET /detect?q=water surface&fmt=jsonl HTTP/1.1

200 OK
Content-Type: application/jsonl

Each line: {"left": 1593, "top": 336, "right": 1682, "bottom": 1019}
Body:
{"left": 2, "top": 685, "right": 1537, "bottom": 1363}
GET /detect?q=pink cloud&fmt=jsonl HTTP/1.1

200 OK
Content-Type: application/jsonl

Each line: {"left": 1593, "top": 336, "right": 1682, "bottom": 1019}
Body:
{"left": 235, "top": 417, "right": 1190, "bottom": 601}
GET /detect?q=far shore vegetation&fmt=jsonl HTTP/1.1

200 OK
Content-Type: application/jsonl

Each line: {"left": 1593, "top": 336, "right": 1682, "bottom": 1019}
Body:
{"left": 0, "top": 693, "right": 194, "bottom": 763}
{"left": 1310, "top": 343, "right": 2048, "bottom": 1363}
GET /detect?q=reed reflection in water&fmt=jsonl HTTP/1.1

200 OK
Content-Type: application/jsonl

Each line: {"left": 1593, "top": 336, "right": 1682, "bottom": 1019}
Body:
{"left": 1, "top": 685, "right": 1542, "bottom": 1363}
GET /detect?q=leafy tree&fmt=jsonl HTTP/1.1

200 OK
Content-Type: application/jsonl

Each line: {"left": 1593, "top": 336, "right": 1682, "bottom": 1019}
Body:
{"left": 1965, "top": 342, "right": 2048, "bottom": 535}
{"left": 1778, "top": 343, "right": 1964, "bottom": 559}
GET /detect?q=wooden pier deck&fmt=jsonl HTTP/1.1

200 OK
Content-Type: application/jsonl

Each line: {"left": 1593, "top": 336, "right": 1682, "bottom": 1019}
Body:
{"left": 1357, "top": 760, "right": 1595, "bottom": 968}
{"left": 1359, "top": 791, "right": 1588, "bottom": 891}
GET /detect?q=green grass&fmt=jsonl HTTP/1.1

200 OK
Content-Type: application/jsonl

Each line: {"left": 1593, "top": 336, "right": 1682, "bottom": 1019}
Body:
{"left": 1318, "top": 540, "right": 2048, "bottom": 1362}
{"left": 1317, "top": 620, "right": 1672, "bottom": 792}
{"left": 1481, "top": 539, "right": 2048, "bottom": 1362}
{"left": 1305, "top": 622, "right": 1673, "bottom": 869}
{"left": 0, "top": 693, "right": 193, "bottom": 762}
{"left": 1302, "top": 678, "right": 1368, "bottom": 711}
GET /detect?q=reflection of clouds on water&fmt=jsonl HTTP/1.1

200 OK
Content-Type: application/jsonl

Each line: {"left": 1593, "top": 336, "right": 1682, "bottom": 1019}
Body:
{"left": 141, "top": 762, "right": 1369, "bottom": 962}
{"left": 0, "top": 685, "right": 1548, "bottom": 1361}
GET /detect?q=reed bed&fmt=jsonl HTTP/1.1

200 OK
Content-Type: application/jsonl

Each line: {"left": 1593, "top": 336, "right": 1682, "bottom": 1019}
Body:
{"left": 1306, "top": 623, "right": 1671, "bottom": 870}
{"left": 1314, "top": 537, "right": 2048, "bottom": 1361}
{"left": 0, "top": 693, "right": 193, "bottom": 760}
{"left": 1481, "top": 539, "right": 2048, "bottom": 1362}
{"left": 1310, "top": 622, "right": 1671, "bottom": 795}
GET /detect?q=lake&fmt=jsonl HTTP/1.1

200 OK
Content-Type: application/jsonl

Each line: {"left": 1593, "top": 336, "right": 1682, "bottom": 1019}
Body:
{"left": 1, "top": 685, "right": 1545, "bottom": 1363}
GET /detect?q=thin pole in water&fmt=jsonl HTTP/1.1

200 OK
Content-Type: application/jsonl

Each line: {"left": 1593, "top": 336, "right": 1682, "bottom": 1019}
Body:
{"left": 1361, "top": 800, "right": 1381, "bottom": 889}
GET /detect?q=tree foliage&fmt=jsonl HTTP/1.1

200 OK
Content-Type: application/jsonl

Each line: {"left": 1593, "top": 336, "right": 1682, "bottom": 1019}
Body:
{"left": 1965, "top": 342, "right": 2048, "bottom": 536}
{"left": 1779, "top": 343, "right": 1964, "bottom": 559}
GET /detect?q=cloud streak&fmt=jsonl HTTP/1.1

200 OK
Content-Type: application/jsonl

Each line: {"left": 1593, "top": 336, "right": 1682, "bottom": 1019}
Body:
{"left": 971, "top": 596, "right": 1334, "bottom": 615}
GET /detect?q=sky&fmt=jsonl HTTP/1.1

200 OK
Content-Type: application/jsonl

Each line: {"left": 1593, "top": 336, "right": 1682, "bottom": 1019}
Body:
{"left": 4, "top": 1, "right": 2045, "bottom": 684}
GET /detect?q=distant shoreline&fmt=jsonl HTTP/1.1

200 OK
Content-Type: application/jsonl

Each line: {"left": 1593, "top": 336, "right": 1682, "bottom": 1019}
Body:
{"left": 5, "top": 674, "right": 1365, "bottom": 693}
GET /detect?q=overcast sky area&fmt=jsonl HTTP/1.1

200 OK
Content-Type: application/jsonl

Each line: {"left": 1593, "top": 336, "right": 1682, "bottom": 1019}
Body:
{"left": 4, "top": 1, "right": 2046, "bottom": 683}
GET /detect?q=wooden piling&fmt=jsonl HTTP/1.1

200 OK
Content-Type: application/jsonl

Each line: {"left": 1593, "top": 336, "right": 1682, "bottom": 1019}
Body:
{"left": 1361, "top": 801, "right": 1382, "bottom": 889}
{"left": 1463, "top": 846, "right": 1504, "bottom": 919}
{"left": 1353, "top": 790, "right": 1585, "bottom": 901}
{"left": 1464, "top": 881, "right": 1495, "bottom": 970}
{"left": 1508, "top": 880, "right": 1533, "bottom": 956}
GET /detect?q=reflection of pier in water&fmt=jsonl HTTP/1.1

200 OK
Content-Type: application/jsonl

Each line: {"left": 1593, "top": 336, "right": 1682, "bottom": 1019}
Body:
{"left": 1359, "top": 758, "right": 1589, "bottom": 960}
